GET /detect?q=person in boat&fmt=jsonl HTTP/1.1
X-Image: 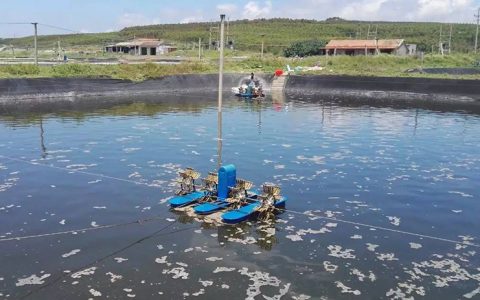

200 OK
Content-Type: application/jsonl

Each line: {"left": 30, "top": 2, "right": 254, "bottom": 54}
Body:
{"left": 250, "top": 73, "right": 254, "bottom": 82}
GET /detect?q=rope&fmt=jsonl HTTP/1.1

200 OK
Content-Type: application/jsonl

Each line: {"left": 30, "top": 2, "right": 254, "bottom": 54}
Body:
{"left": 19, "top": 221, "right": 193, "bottom": 299}
{"left": 0, "top": 154, "right": 160, "bottom": 188}
{"left": 0, "top": 215, "right": 168, "bottom": 243}
{"left": 278, "top": 208, "right": 480, "bottom": 248}
{"left": 2, "top": 154, "right": 479, "bottom": 248}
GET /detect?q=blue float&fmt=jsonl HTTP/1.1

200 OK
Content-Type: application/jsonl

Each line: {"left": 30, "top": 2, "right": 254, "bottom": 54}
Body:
{"left": 170, "top": 164, "right": 287, "bottom": 224}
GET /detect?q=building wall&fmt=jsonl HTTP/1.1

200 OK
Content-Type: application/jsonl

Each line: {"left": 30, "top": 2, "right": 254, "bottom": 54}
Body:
{"left": 394, "top": 44, "right": 409, "bottom": 56}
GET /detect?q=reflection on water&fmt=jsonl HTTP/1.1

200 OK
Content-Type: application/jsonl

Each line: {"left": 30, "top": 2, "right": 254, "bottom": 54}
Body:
{"left": 0, "top": 94, "right": 479, "bottom": 299}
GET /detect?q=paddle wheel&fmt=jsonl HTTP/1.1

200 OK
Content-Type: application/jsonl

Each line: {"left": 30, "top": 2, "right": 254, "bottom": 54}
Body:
{"left": 257, "top": 183, "right": 283, "bottom": 221}
{"left": 199, "top": 172, "right": 218, "bottom": 202}
{"left": 227, "top": 178, "right": 253, "bottom": 209}
{"left": 175, "top": 167, "right": 201, "bottom": 196}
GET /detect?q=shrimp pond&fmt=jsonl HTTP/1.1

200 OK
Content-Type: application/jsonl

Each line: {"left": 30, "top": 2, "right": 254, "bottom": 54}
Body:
{"left": 0, "top": 93, "right": 479, "bottom": 299}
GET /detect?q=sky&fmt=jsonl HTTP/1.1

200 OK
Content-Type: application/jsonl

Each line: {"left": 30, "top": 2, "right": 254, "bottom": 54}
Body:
{"left": 1, "top": 0, "right": 479, "bottom": 38}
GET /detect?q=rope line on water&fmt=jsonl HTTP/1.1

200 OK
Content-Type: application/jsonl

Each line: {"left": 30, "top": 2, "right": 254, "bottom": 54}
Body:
{"left": 0, "top": 214, "right": 170, "bottom": 243}
{"left": 2, "top": 154, "right": 479, "bottom": 249}
{"left": 19, "top": 221, "right": 196, "bottom": 299}
{"left": 279, "top": 208, "right": 480, "bottom": 248}
{"left": 0, "top": 154, "right": 158, "bottom": 187}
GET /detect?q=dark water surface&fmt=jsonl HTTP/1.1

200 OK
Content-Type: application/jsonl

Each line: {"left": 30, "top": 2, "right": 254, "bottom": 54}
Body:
{"left": 0, "top": 94, "right": 479, "bottom": 299}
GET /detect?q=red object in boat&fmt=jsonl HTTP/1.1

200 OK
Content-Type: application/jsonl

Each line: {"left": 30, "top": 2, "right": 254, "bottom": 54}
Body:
{"left": 275, "top": 69, "right": 284, "bottom": 76}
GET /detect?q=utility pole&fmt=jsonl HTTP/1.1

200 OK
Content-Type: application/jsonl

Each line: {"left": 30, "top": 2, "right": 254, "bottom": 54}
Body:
{"left": 217, "top": 14, "right": 225, "bottom": 170}
{"left": 475, "top": 7, "right": 480, "bottom": 54}
{"left": 439, "top": 25, "right": 444, "bottom": 56}
{"left": 57, "top": 39, "right": 61, "bottom": 60}
{"left": 260, "top": 34, "right": 265, "bottom": 59}
{"left": 11, "top": 45, "right": 15, "bottom": 58}
{"left": 198, "top": 38, "right": 202, "bottom": 60}
{"left": 32, "top": 22, "right": 38, "bottom": 66}
{"left": 209, "top": 27, "right": 212, "bottom": 50}
{"left": 448, "top": 24, "right": 453, "bottom": 54}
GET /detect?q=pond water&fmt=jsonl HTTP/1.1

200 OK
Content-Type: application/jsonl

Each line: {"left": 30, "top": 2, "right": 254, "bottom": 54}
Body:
{"left": 0, "top": 94, "right": 479, "bottom": 299}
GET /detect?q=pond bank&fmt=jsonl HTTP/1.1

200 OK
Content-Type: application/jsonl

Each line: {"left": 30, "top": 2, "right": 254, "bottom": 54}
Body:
{"left": 0, "top": 74, "right": 479, "bottom": 113}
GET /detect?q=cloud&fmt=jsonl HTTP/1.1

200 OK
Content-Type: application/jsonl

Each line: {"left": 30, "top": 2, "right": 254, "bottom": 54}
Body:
{"left": 242, "top": 1, "right": 273, "bottom": 19}
{"left": 180, "top": 16, "right": 204, "bottom": 24}
{"left": 217, "top": 3, "right": 238, "bottom": 14}
{"left": 276, "top": 0, "right": 477, "bottom": 22}
{"left": 116, "top": 13, "right": 159, "bottom": 29}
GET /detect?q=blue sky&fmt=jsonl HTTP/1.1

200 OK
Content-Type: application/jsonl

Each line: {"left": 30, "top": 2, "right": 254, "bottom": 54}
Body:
{"left": 1, "top": 0, "right": 479, "bottom": 38}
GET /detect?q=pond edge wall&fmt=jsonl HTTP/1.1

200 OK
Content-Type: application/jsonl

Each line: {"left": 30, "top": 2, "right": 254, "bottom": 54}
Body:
{"left": 0, "top": 74, "right": 479, "bottom": 112}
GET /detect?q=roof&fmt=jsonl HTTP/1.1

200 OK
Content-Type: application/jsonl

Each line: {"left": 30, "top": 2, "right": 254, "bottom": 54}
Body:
{"left": 113, "top": 38, "right": 166, "bottom": 47}
{"left": 326, "top": 39, "right": 405, "bottom": 50}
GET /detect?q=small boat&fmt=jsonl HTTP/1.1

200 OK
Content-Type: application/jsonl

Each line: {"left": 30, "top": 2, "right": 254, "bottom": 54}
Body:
{"left": 232, "top": 78, "right": 265, "bottom": 99}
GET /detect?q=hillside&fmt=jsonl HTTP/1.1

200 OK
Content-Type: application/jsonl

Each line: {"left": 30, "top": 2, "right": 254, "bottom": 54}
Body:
{"left": 1, "top": 18, "right": 479, "bottom": 54}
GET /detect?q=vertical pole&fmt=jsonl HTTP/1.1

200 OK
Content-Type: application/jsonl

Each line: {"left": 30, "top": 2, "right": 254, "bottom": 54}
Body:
{"left": 475, "top": 8, "right": 480, "bottom": 54}
{"left": 448, "top": 24, "right": 453, "bottom": 54}
{"left": 439, "top": 25, "right": 443, "bottom": 55}
{"left": 217, "top": 14, "right": 225, "bottom": 170}
{"left": 198, "top": 38, "right": 201, "bottom": 60}
{"left": 261, "top": 34, "right": 265, "bottom": 59}
{"left": 32, "top": 22, "right": 38, "bottom": 66}
{"left": 57, "top": 39, "right": 61, "bottom": 61}
{"left": 209, "top": 27, "right": 212, "bottom": 50}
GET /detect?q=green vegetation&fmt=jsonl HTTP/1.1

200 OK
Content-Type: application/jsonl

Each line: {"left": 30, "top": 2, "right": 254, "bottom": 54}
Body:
{"left": 0, "top": 53, "right": 479, "bottom": 81}
{"left": 284, "top": 40, "right": 327, "bottom": 57}
{"left": 0, "top": 62, "right": 214, "bottom": 81}
{"left": 2, "top": 18, "right": 478, "bottom": 54}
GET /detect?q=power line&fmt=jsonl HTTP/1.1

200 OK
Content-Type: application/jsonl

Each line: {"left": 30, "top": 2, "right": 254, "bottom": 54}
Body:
{"left": 37, "top": 23, "right": 82, "bottom": 34}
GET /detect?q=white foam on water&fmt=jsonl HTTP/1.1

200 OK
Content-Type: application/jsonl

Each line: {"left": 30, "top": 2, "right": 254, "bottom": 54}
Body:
{"left": 205, "top": 257, "right": 223, "bottom": 262}
{"left": 114, "top": 257, "right": 128, "bottom": 263}
{"left": 62, "top": 249, "right": 81, "bottom": 258}
{"left": 335, "top": 281, "right": 361, "bottom": 295}
{"left": 71, "top": 267, "right": 96, "bottom": 279}
{"left": 387, "top": 216, "right": 401, "bottom": 226}
{"left": 328, "top": 245, "right": 356, "bottom": 259}
{"left": 376, "top": 253, "right": 398, "bottom": 261}
{"left": 106, "top": 272, "right": 123, "bottom": 283}
{"left": 366, "top": 243, "right": 379, "bottom": 252}
{"left": 323, "top": 261, "right": 338, "bottom": 274}
{"left": 16, "top": 274, "right": 51, "bottom": 286}
{"left": 409, "top": 243, "right": 423, "bottom": 249}
{"left": 286, "top": 234, "right": 303, "bottom": 242}
{"left": 199, "top": 280, "right": 213, "bottom": 287}
{"left": 213, "top": 267, "right": 236, "bottom": 273}
{"left": 89, "top": 288, "right": 102, "bottom": 297}
{"left": 162, "top": 267, "right": 189, "bottom": 279}
{"left": 464, "top": 286, "right": 480, "bottom": 299}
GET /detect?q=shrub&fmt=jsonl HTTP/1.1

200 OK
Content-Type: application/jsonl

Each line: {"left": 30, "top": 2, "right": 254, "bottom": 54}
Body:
{"left": 284, "top": 40, "right": 326, "bottom": 57}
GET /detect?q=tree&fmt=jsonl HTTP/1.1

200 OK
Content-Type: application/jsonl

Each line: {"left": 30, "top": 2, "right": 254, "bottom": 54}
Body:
{"left": 284, "top": 40, "right": 326, "bottom": 57}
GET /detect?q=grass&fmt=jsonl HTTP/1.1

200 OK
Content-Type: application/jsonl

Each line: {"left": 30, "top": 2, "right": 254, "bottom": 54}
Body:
{"left": 0, "top": 53, "right": 479, "bottom": 81}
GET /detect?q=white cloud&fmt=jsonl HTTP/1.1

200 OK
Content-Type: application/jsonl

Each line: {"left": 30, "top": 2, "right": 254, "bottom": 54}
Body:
{"left": 242, "top": 1, "right": 273, "bottom": 19}
{"left": 217, "top": 3, "right": 238, "bottom": 14}
{"left": 180, "top": 16, "right": 203, "bottom": 24}
{"left": 117, "top": 13, "right": 159, "bottom": 29}
{"left": 277, "top": 0, "right": 477, "bottom": 22}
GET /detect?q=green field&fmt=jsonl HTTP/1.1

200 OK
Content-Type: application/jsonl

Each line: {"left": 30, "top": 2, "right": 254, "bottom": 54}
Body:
{"left": 1, "top": 18, "right": 479, "bottom": 54}
{"left": 1, "top": 53, "right": 479, "bottom": 81}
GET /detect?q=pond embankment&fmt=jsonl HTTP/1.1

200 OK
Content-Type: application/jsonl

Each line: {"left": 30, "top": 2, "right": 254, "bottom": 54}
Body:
{"left": 0, "top": 74, "right": 479, "bottom": 113}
